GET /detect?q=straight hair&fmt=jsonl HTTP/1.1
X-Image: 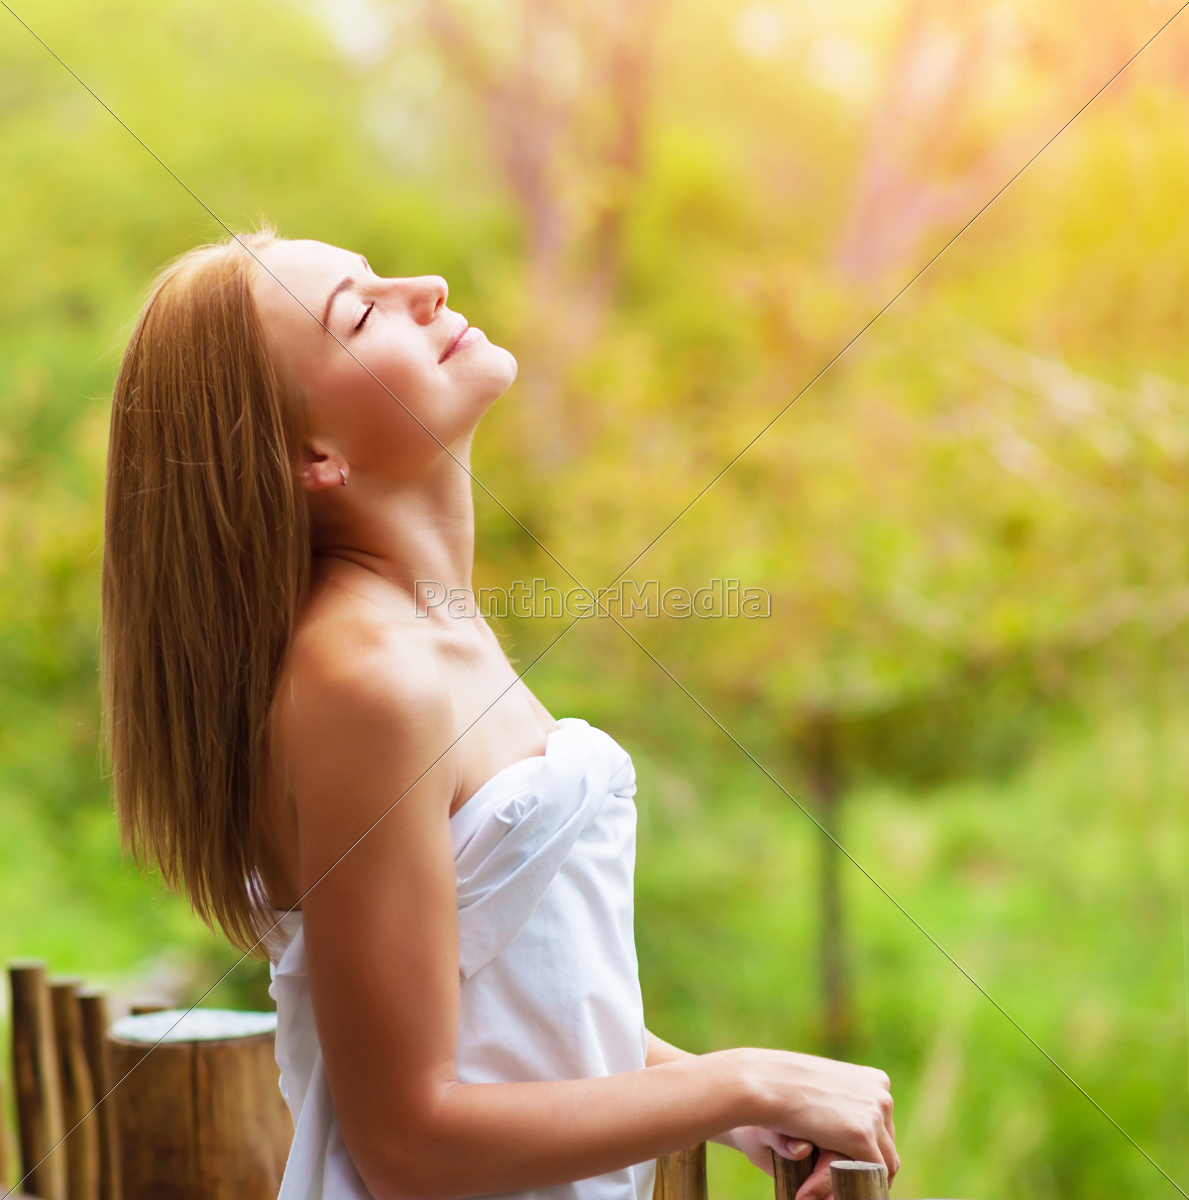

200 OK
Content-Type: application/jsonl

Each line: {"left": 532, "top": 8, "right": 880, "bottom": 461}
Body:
{"left": 102, "top": 230, "right": 309, "bottom": 953}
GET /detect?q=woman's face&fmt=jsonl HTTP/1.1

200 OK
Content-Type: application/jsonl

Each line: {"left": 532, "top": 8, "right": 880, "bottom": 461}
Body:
{"left": 250, "top": 238, "right": 517, "bottom": 481}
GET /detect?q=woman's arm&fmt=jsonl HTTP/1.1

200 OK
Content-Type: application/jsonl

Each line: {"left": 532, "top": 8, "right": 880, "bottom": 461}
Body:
{"left": 281, "top": 632, "right": 896, "bottom": 1200}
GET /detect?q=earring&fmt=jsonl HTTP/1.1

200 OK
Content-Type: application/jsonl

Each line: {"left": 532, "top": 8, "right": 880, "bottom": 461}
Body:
{"left": 339, "top": 468, "right": 347, "bottom": 487}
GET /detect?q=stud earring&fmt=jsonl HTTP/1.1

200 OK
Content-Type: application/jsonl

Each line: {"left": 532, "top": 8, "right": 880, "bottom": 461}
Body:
{"left": 339, "top": 468, "right": 347, "bottom": 487}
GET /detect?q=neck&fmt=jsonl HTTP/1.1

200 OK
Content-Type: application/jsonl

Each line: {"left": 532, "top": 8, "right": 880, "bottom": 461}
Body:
{"left": 310, "top": 444, "right": 476, "bottom": 601}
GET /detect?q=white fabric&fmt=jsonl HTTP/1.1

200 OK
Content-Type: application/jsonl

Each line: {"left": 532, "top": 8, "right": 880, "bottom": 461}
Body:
{"left": 267, "top": 717, "right": 656, "bottom": 1200}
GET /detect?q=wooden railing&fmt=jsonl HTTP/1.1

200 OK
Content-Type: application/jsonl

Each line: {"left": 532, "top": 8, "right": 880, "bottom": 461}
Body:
{"left": 5, "top": 958, "right": 888, "bottom": 1200}
{"left": 655, "top": 1143, "right": 889, "bottom": 1200}
{"left": 4, "top": 960, "right": 289, "bottom": 1200}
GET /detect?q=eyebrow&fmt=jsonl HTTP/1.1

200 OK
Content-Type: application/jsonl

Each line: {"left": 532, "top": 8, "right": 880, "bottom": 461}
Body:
{"left": 320, "top": 256, "right": 372, "bottom": 330}
{"left": 321, "top": 275, "right": 355, "bottom": 329}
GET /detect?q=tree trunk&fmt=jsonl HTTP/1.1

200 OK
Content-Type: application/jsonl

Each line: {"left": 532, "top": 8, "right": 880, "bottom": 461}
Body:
{"left": 804, "top": 715, "right": 849, "bottom": 1058}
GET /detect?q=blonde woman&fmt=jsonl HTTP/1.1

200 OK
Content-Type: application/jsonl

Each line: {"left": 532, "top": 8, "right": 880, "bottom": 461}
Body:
{"left": 102, "top": 231, "right": 898, "bottom": 1200}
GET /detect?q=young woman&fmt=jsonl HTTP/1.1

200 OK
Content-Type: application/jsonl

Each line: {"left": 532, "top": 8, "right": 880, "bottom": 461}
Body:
{"left": 102, "top": 231, "right": 898, "bottom": 1200}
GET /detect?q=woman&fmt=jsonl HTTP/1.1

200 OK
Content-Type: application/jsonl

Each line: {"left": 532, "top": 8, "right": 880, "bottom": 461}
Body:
{"left": 102, "top": 230, "right": 897, "bottom": 1200}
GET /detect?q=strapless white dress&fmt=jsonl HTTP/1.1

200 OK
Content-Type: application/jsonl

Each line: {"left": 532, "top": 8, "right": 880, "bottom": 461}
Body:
{"left": 266, "top": 717, "right": 656, "bottom": 1200}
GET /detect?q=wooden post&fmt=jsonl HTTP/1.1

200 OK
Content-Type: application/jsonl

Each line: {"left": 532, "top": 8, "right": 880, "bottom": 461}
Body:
{"left": 829, "top": 1160, "right": 889, "bottom": 1200}
{"left": 9, "top": 960, "right": 68, "bottom": 1200}
{"left": 107, "top": 1009, "right": 291, "bottom": 1200}
{"left": 77, "top": 988, "right": 122, "bottom": 1200}
{"left": 652, "top": 1144, "right": 706, "bottom": 1200}
{"left": 773, "top": 1147, "right": 819, "bottom": 1200}
{"left": 49, "top": 980, "right": 100, "bottom": 1200}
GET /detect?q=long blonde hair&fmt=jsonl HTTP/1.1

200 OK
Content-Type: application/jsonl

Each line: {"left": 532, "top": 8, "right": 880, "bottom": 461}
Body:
{"left": 102, "top": 230, "right": 309, "bottom": 953}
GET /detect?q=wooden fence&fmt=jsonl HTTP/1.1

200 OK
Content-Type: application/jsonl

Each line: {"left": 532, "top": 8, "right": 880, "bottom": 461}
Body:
{"left": 4, "top": 960, "right": 889, "bottom": 1200}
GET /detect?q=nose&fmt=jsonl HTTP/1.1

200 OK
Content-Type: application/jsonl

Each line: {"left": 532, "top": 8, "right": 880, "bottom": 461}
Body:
{"left": 401, "top": 275, "right": 448, "bottom": 324}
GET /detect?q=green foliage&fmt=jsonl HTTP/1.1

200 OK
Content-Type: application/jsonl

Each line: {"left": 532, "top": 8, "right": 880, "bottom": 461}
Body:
{"left": 631, "top": 699, "right": 1189, "bottom": 1200}
{"left": 2, "top": 0, "right": 1189, "bottom": 1196}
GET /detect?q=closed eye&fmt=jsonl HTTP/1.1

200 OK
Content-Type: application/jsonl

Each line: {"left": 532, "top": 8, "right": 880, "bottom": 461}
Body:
{"left": 355, "top": 302, "right": 375, "bottom": 332}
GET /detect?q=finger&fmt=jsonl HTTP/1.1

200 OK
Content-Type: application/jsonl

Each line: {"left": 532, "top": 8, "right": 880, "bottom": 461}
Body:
{"left": 795, "top": 1157, "right": 834, "bottom": 1200}
{"left": 874, "top": 1122, "right": 899, "bottom": 1180}
{"left": 769, "top": 1135, "right": 812, "bottom": 1163}
{"left": 798, "top": 1153, "right": 841, "bottom": 1200}
{"left": 875, "top": 1069, "right": 896, "bottom": 1154}
{"left": 880, "top": 1093, "right": 897, "bottom": 1151}
{"left": 849, "top": 1129, "right": 885, "bottom": 1172}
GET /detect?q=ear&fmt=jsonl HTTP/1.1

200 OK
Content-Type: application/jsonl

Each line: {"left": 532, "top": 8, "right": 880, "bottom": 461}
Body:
{"left": 297, "top": 442, "right": 348, "bottom": 492}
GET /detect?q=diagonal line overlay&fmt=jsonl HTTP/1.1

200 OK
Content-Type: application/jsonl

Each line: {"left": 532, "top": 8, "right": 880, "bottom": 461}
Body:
{"left": 1, "top": 3, "right": 1185, "bottom": 1198}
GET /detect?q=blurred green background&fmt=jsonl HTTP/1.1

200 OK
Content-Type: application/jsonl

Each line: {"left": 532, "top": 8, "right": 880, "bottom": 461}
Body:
{"left": 1, "top": 0, "right": 1188, "bottom": 1196}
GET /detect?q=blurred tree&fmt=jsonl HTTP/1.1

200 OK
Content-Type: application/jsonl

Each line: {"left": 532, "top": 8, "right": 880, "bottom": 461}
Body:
{"left": 449, "top": 0, "right": 1189, "bottom": 1052}
{"left": 3, "top": 0, "right": 1189, "bottom": 1193}
{"left": 836, "top": 0, "right": 1185, "bottom": 281}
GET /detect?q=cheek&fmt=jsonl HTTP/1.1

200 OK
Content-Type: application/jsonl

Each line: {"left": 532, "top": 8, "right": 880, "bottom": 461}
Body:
{"left": 362, "top": 336, "right": 441, "bottom": 412}
{"left": 336, "top": 356, "right": 455, "bottom": 464}
{"left": 367, "top": 343, "right": 497, "bottom": 439}
{"left": 317, "top": 337, "right": 491, "bottom": 467}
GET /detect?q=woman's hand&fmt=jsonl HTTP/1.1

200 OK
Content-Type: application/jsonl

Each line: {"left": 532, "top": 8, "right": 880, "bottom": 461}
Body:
{"left": 711, "top": 1125, "right": 813, "bottom": 1174}
{"left": 650, "top": 1032, "right": 896, "bottom": 1195}
{"left": 731, "top": 1048, "right": 898, "bottom": 1182}
{"left": 713, "top": 1132, "right": 858, "bottom": 1200}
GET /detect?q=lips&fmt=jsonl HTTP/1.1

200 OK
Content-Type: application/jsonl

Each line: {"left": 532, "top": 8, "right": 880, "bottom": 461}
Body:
{"left": 439, "top": 319, "right": 473, "bottom": 364}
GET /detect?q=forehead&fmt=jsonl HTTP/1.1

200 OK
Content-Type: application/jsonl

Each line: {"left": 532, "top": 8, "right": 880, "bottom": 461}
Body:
{"left": 250, "top": 238, "right": 360, "bottom": 332}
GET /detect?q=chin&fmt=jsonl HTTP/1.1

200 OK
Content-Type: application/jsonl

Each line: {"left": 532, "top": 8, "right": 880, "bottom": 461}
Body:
{"left": 492, "top": 344, "right": 518, "bottom": 388}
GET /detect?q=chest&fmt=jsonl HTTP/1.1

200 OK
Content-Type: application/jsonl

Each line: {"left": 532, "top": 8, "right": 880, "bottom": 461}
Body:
{"left": 434, "top": 636, "right": 556, "bottom": 815}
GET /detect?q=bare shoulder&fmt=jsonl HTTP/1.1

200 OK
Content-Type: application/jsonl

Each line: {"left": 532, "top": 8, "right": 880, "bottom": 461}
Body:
{"left": 272, "top": 580, "right": 456, "bottom": 801}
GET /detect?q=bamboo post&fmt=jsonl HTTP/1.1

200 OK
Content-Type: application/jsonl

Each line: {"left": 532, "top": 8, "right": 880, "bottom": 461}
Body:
{"left": 77, "top": 989, "right": 121, "bottom": 1200}
{"left": 652, "top": 1144, "right": 706, "bottom": 1200}
{"left": 107, "top": 1009, "right": 291, "bottom": 1200}
{"left": 830, "top": 1160, "right": 889, "bottom": 1200}
{"left": 773, "top": 1146, "right": 819, "bottom": 1200}
{"left": 49, "top": 980, "right": 100, "bottom": 1200}
{"left": 9, "top": 960, "right": 68, "bottom": 1200}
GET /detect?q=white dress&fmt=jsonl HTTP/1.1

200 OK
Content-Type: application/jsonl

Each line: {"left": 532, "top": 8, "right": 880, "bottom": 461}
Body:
{"left": 266, "top": 717, "right": 656, "bottom": 1200}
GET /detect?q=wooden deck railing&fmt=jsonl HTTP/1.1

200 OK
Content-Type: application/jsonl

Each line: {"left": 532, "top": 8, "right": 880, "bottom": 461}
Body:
{"left": 5, "top": 959, "right": 888, "bottom": 1200}
{"left": 655, "top": 1143, "right": 889, "bottom": 1200}
{"left": 5, "top": 960, "right": 289, "bottom": 1200}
